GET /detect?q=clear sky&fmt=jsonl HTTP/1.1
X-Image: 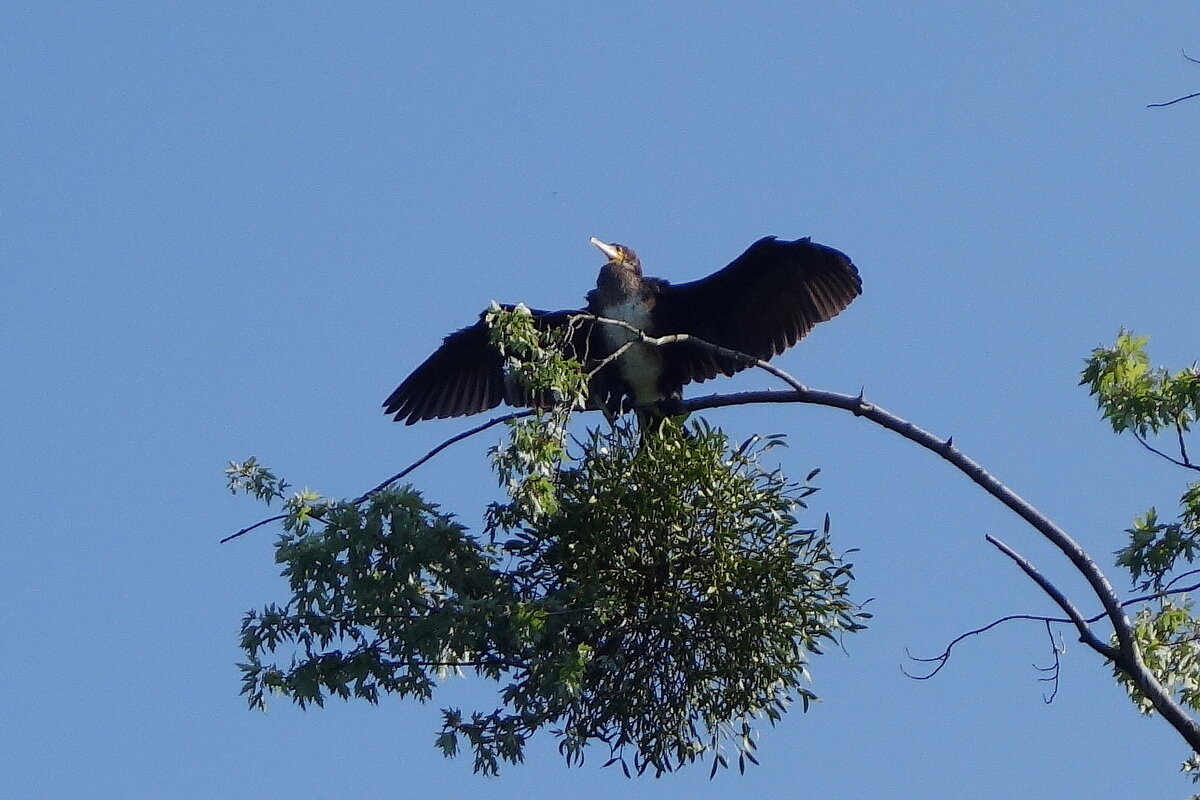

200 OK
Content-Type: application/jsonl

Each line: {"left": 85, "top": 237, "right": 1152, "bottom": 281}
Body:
{"left": 4, "top": 3, "right": 1200, "bottom": 797}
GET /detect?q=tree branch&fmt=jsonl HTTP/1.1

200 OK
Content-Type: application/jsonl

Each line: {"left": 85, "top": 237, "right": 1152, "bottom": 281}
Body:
{"left": 349, "top": 409, "right": 534, "bottom": 504}
{"left": 231, "top": 317, "right": 1200, "bottom": 751}
{"left": 220, "top": 513, "right": 289, "bottom": 544}
{"left": 1176, "top": 421, "right": 1196, "bottom": 469}
{"left": 1149, "top": 51, "right": 1200, "bottom": 106}
{"left": 1147, "top": 92, "right": 1200, "bottom": 108}
{"left": 222, "top": 409, "right": 535, "bottom": 544}
{"left": 1034, "top": 620, "right": 1063, "bottom": 704}
{"left": 905, "top": 579, "right": 1200, "bottom": 681}
{"left": 984, "top": 534, "right": 1117, "bottom": 659}
{"left": 687, "top": 383, "right": 1200, "bottom": 750}
{"left": 902, "top": 613, "right": 1069, "bottom": 680}
{"left": 1132, "top": 430, "right": 1200, "bottom": 473}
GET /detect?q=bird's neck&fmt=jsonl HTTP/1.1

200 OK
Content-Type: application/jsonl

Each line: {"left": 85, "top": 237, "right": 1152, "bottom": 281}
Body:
{"left": 594, "top": 263, "right": 645, "bottom": 306}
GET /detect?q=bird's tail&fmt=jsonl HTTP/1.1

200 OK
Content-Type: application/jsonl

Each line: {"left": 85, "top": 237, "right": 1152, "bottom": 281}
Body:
{"left": 634, "top": 399, "right": 693, "bottom": 439}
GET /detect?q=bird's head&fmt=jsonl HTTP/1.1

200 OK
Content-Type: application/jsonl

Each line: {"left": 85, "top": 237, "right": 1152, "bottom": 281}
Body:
{"left": 589, "top": 237, "right": 641, "bottom": 276}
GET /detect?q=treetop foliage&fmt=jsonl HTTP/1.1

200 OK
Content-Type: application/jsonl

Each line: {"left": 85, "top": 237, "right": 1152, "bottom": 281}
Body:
{"left": 1082, "top": 331, "right": 1200, "bottom": 788}
{"left": 230, "top": 307, "right": 867, "bottom": 777}
{"left": 229, "top": 311, "right": 1200, "bottom": 791}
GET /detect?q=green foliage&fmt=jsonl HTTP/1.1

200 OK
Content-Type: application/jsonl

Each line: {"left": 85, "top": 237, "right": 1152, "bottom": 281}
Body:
{"left": 1117, "top": 600, "right": 1200, "bottom": 714}
{"left": 1086, "top": 331, "right": 1200, "bottom": 775}
{"left": 226, "top": 457, "right": 290, "bottom": 504}
{"left": 233, "top": 420, "right": 865, "bottom": 776}
{"left": 482, "top": 419, "right": 867, "bottom": 776}
{"left": 233, "top": 304, "right": 865, "bottom": 776}
{"left": 1081, "top": 329, "right": 1200, "bottom": 437}
{"left": 1118, "top": 499, "right": 1200, "bottom": 593}
{"left": 1082, "top": 332, "right": 1200, "bottom": 594}
{"left": 484, "top": 302, "right": 589, "bottom": 414}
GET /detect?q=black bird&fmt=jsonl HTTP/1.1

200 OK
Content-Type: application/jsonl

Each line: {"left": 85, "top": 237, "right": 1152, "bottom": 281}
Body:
{"left": 383, "top": 236, "right": 861, "bottom": 425}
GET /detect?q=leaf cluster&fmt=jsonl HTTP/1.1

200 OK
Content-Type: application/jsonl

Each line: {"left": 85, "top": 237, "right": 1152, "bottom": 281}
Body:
{"left": 1120, "top": 601, "right": 1200, "bottom": 715}
{"left": 233, "top": 418, "right": 865, "bottom": 776}
{"left": 1081, "top": 329, "right": 1200, "bottom": 438}
{"left": 1085, "top": 332, "right": 1200, "bottom": 744}
{"left": 478, "top": 420, "right": 867, "bottom": 776}
{"left": 238, "top": 487, "right": 516, "bottom": 714}
{"left": 485, "top": 302, "right": 589, "bottom": 414}
{"left": 233, "top": 304, "right": 865, "bottom": 777}
{"left": 1081, "top": 332, "right": 1200, "bottom": 593}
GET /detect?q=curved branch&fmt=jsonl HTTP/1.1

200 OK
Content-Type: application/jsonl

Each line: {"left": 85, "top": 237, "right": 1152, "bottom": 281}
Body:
{"left": 1147, "top": 92, "right": 1200, "bottom": 108}
{"left": 1132, "top": 430, "right": 1200, "bottom": 473}
{"left": 681, "top": 384, "right": 1200, "bottom": 750}
{"left": 231, "top": 317, "right": 1200, "bottom": 750}
{"left": 984, "top": 534, "right": 1117, "bottom": 659}
{"left": 1176, "top": 422, "right": 1196, "bottom": 469}
{"left": 906, "top": 577, "right": 1200, "bottom": 683}
{"left": 220, "top": 513, "right": 289, "bottom": 544}
{"left": 222, "top": 409, "right": 534, "bottom": 543}
{"left": 902, "top": 613, "right": 1064, "bottom": 680}
{"left": 1147, "top": 49, "right": 1200, "bottom": 106}
{"left": 349, "top": 409, "right": 533, "bottom": 504}
{"left": 1034, "top": 620, "right": 1063, "bottom": 704}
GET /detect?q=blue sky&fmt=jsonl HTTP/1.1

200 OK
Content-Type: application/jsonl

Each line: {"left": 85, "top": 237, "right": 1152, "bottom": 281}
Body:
{"left": 4, "top": 3, "right": 1200, "bottom": 797}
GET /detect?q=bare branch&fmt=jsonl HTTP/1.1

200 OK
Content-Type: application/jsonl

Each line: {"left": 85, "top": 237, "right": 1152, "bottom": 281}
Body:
{"left": 905, "top": 579, "right": 1200, "bottom": 683}
{"left": 1034, "top": 621, "right": 1063, "bottom": 704}
{"left": 985, "top": 534, "right": 1118, "bottom": 659}
{"left": 1165, "top": 571, "right": 1200, "bottom": 594}
{"left": 901, "top": 613, "right": 1069, "bottom": 680}
{"left": 1132, "top": 430, "right": 1200, "bottom": 473}
{"left": 350, "top": 409, "right": 533, "bottom": 504}
{"left": 1147, "top": 92, "right": 1200, "bottom": 108}
{"left": 977, "top": 537, "right": 1199, "bottom": 749}
{"left": 1177, "top": 421, "right": 1195, "bottom": 468}
{"left": 1142, "top": 52, "right": 1200, "bottom": 107}
{"left": 223, "top": 409, "right": 534, "bottom": 543}
{"left": 220, "top": 513, "right": 289, "bottom": 544}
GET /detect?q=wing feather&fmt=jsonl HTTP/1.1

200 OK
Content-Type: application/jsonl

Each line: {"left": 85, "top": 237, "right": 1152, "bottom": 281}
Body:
{"left": 382, "top": 307, "right": 590, "bottom": 424}
{"left": 653, "top": 237, "right": 861, "bottom": 390}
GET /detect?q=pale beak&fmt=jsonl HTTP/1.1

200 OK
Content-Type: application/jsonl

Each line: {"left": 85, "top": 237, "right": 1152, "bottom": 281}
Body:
{"left": 589, "top": 237, "right": 622, "bottom": 261}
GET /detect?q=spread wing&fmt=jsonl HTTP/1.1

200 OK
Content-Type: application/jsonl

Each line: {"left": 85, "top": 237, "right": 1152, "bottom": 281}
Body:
{"left": 653, "top": 236, "right": 861, "bottom": 388}
{"left": 382, "top": 307, "right": 590, "bottom": 424}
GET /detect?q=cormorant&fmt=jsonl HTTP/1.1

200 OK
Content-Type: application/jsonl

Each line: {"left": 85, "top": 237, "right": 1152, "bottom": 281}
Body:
{"left": 383, "top": 236, "right": 861, "bottom": 425}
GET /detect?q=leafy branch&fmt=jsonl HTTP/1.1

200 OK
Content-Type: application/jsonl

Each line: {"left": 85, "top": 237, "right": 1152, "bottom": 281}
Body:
{"left": 230, "top": 312, "right": 1200, "bottom": 774}
{"left": 231, "top": 307, "right": 868, "bottom": 776}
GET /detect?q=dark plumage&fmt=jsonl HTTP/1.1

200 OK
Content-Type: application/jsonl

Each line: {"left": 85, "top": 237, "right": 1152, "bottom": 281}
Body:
{"left": 383, "top": 236, "right": 862, "bottom": 425}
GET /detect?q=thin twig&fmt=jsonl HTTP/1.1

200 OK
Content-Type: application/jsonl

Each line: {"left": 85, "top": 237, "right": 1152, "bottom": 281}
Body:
{"left": 1147, "top": 92, "right": 1200, "bottom": 108}
{"left": 902, "top": 614, "right": 1068, "bottom": 680}
{"left": 1132, "top": 430, "right": 1200, "bottom": 472}
{"left": 220, "top": 513, "right": 288, "bottom": 544}
{"left": 984, "top": 534, "right": 1116, "bottom": 657}
{"left": 350, "top": 409, "right": 533, "bottom": 504}
{"left": 1034, "top": 620, "right": 1063, "bottom": 704}
{"left": 904, "top": 578, "right": 1200, "bottom": 680}
{"left": 1165, "top": 572, "right": 1200, "bottom": 594}
{"left": 223, "top": 409, "right": 534, "bottom": 543}
{"left": 1149, "top": 50, "right": 1200, "bottom": 108}
{"left": 1177, "top": 421, "right": 1194, "bottom": 467}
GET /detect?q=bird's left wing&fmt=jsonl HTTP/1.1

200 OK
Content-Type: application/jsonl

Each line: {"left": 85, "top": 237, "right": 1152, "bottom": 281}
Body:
{"left": 652, "top": 236, "right": 861, "bottom": 388}
{"left": 383, "top": 307, "right": 590, "bottom": 424}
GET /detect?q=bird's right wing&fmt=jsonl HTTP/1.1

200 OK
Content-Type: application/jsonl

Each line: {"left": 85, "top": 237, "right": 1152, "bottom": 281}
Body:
{"left": 382, "top": 307, "right": 589, "bottom": 424}
{"left": 652, "top": 237, "right": 862, "bottom": 389}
